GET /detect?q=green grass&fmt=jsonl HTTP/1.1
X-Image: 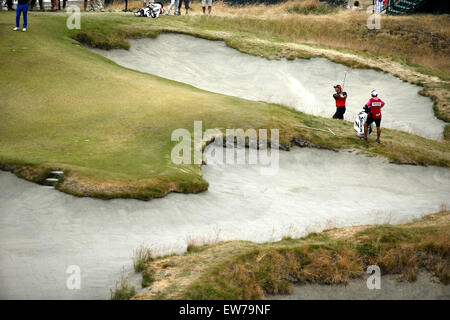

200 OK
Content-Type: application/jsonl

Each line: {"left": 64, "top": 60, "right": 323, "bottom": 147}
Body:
{"left": 0, "top": 12, "right": 449, "bottom": 199}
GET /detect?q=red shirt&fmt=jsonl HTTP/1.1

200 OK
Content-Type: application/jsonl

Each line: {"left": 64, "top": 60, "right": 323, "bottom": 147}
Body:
{"left": 365, "top": 97, "right": 385, "bottom": 119}
{"left": 334, "top": 93, "right": 347, "bottom": 107}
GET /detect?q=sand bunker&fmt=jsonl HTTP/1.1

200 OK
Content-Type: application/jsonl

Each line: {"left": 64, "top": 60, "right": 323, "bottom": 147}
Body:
{"left": 0, "top": 146, "right": 449, "bottom": 299}
{"left": 91, "top": 33, "right": 445, "bottom": 140}
{"left": 269, "top": 272, "right": 450, "bottom": 300}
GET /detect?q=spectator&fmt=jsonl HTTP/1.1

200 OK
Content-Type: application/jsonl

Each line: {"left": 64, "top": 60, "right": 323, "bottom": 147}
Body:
{"left": 176, "top": 0, "right": 189, "bottom": 15}
{"left": 89, "top": 0, "right": 104, "bottom": 11}
{"left": 6, "top": 0, "right": 13, "bottom": 10}
{"left": 58, "top": 0, "right": 67, "bottom": 10}
{"left": 30, "top": 0, "right": 43, "bottom": 11}
{"left": 201, "top": 0, "right": 212, "bottom": 14}
{"left": 165, "top": 0, "right": 176, "bottom": 15}
{"left": 51, "top": 0, "right": 58, "bottom": 11}
{"left": 332, "top": 84, "right": 347, "bottom": 120}
{"left": 375, "top": 0, "right": 383, "bottom": 13}
{"left": 13, "top": 0, "right": 28, "bottom": 32}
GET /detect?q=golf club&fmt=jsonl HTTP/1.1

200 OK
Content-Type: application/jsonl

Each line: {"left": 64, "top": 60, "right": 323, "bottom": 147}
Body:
{"left": 342, "top": 71, "right": 347, "bottom": 92}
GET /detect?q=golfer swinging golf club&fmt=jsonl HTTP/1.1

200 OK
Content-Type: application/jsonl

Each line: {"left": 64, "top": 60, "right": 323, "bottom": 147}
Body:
{"left": 332, "top": 84, "right": 347, "bottom": 119}
{"left": 364, "top": 89, "right": 385, "bottom": 143}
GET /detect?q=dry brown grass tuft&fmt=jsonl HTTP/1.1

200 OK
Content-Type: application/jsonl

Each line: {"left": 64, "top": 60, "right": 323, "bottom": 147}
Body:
{"left": 133, "top": 244, "right": 153, "bottom": 272}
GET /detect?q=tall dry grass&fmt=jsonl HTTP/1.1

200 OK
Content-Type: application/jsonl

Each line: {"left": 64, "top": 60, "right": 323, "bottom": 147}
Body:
{"left": 182, "top": 218, "right": 449, "bottom": 299}
{"left": 110, "top": 267, "right": 136, "bottom": 300}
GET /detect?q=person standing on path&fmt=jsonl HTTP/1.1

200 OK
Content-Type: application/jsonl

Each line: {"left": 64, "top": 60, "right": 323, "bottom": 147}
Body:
{"left": 166, "top": 0, "right": 176, "bottom": 15}
{"left": 30, "top": 0, "right": 43, "bottom": 11}
{"left": 201, "top": 0, "right": 212, "bottom": 14}
{"left": 58, "top": 0, "right": 68, "bottom": 10}
{"left": 332, "top": 84, "right": 347, "bottom": 120}
{"left": 176, "top": 0, "right": 189, "bottom": 15}
{"left": 13, "top": 0, "right": 28, "bottom": 32}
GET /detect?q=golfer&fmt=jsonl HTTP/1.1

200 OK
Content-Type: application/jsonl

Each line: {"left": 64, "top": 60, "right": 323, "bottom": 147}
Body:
{"left": 13, "top": 0, "right": 28, "bottom": 32}
{"left": 332, "top": 84, "right": 347, "bottom": 120}
{"left": 364, "top": 90, "right": 385, "bottom": 143}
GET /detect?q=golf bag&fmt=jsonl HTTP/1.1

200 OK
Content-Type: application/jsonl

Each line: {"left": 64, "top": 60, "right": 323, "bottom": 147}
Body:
{"left": 134, "top": 2, "right": 164, "bottom": 18}
{"left": 354, "top": 109, "right": 372, "bottom": 138}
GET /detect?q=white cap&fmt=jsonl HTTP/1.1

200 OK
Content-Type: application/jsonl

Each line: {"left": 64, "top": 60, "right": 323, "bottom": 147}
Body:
{"left": 371, "top": 89, "right": 378, "bottom": 96}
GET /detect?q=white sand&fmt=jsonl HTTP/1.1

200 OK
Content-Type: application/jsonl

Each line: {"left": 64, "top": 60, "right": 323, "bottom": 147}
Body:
{"left": 91, "top": 33, "right": 446, "bottom": 140}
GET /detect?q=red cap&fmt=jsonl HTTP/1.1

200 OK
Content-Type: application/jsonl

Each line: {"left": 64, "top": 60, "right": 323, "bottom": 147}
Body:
{"left": 334, "top": 84, "right": 342, "bottom": 89}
